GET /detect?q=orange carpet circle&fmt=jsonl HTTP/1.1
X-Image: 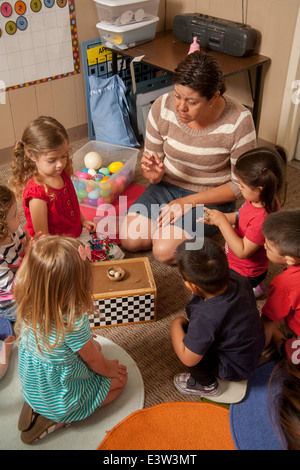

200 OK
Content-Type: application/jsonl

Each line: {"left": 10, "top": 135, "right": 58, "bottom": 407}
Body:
{"left": 97, "top": 401, "right": 236, "bottom": 450}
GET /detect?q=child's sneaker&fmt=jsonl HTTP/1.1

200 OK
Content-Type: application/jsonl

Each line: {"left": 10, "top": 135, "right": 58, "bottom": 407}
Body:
{"left": 174, "top": 373, "right": 221, "bottom": 397}
{"left": 253, "top": 281, "right": 267, "bottom": 299}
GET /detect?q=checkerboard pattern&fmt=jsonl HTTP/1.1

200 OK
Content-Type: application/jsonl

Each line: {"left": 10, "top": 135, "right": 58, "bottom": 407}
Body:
{"left": 89, "top": 293, "right": 156, "bottom": 328}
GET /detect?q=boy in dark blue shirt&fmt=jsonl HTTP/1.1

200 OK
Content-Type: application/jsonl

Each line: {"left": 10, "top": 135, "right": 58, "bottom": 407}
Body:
{"left": 171, "top": 238, "right": 265, "bottom": 397}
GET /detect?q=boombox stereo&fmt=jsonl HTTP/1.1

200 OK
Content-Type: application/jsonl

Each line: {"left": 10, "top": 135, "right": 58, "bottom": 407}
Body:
{"left": 172, "top": 13, "right": 260, "bottom": 57}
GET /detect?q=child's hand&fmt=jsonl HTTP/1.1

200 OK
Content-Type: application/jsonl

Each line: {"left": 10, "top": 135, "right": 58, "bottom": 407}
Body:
{"left": 107, "top": 359, "right": 127, "bottom": 382}
{"left": 82, "top": 219, "right": 97, "bottom": 232}
{"left": 31, "top": 231, "right": 46, "bottom": 242}
{"left": 197, "top": 208, "right": 226, "bottom": 227}
{"left": 21, "top": 230, "right": 45, "bottom": 255}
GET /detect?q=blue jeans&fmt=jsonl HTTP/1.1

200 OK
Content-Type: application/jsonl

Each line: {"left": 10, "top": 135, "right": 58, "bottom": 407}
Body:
{"left": 0, "top": 300, "right": 17, "bottom": 322}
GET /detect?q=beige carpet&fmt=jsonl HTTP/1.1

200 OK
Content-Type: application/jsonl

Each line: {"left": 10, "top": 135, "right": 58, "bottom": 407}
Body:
{"left": 1, "top": 138, "right": 299, "bottom": 409}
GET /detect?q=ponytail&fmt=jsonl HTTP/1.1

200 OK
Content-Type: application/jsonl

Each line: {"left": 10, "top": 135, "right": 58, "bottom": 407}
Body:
{"left": 9, "top": 139, "right": 37, "bottom": 198}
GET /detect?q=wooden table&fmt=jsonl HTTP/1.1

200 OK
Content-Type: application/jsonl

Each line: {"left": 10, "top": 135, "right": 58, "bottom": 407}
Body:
{"left": 109, "top": 30, "right": 271, "bottom": 130}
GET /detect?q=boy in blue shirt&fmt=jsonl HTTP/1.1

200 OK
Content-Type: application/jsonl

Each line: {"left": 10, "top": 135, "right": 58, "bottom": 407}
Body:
{"left": 171, "top": 238, "right": 265, "bottom": 397}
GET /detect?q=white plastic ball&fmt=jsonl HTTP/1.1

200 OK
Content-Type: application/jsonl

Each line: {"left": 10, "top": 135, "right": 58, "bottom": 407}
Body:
{"left": 84, "top": 151, "right": 102, "bottom": 171}
{"left": 88, "top": 168, "right": 97, "bottom": 177}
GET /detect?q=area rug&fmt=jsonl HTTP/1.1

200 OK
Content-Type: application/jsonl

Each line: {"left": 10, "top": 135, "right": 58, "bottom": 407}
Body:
{"left": 229, "top": 361, "right": 285, "bottom": 450}
{"left": 97, "top": 401, "right": 236, "bottom": 450}
{"left": 0, "top": 335, "right": 144, "bottom": 450}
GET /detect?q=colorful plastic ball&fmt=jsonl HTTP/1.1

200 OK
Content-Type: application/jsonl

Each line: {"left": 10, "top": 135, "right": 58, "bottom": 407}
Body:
{"left": 93, "top": 173, "right": 104, "bottom": 182}
{"left": 77, "top": 181, "right": 86, "bottom": 190}
{"left": 97, "top": 196, "right": 107, "bottom": 206}
{"left": 101, "top": 176, "right": 111, "bottom": 183}
{"left": 76, "top": 171, "right": 90, "bottom": 180}
{"left": 101, "top": 186, "right": 112, "bottom": 198}
{"left": 108, "top": 161, "right": 123, "bottom": 174}
{"left": 88, "top": 168, "right": 97, "bottom": 177}
{"left": 84, "top": 151, "right": 102, "bottom": 171}
{"left": 118, "top": 175, "right": 127, "bottom": 185}
{"left": 77, "top": 189, "right": 87, "bottom": 199}
{"left": 99, "top": 167, "right": 110, "bottom": 176}
{"left": 88, "top": 197, "right": 98, "bottom": 207}
{"left": 88, "top": 189, "right": 100, "bottom": 199}
{"left": 122, "top": 167, "right": 133, "bottom": 181}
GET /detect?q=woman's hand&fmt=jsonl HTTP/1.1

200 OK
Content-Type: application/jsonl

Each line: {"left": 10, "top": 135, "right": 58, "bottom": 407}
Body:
{"left": 157, "top": 197, "right": 193, "bottom": 227}
{"left": 141, "top": 151, "right": 165, "bottom": 184}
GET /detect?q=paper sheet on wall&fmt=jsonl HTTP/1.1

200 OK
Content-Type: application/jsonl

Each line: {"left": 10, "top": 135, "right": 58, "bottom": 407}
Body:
{"left": 0, "top": 0, "right": 80, "bottom": 92}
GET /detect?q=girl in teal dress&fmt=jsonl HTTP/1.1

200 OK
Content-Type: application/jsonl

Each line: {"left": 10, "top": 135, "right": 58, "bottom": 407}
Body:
{"left": 14, "top": 236, "right": 127, "bottom": 444}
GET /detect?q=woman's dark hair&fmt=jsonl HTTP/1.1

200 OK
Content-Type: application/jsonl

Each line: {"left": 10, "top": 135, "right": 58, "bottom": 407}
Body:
{"left": 173, "top": 51, "right": 226, "bottom": 100}
{"left": 175, "top": 237, "right": 229, "bottom": 294}
{"left": 235, "top": 145, "right": 287, "bottom": 213}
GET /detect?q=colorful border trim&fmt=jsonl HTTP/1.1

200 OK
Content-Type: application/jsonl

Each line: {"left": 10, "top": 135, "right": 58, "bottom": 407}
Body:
{"left": 2, "top": 0, "right": 80, "bottom": 92}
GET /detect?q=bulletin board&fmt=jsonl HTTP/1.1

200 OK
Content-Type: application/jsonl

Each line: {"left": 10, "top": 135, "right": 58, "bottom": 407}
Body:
{"left": 0, "top": 0, "right": 80, "bottom": 91}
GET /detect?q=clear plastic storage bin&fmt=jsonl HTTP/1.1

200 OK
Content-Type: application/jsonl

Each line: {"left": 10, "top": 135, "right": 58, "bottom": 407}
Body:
{"left": 72, "top": 140, "right": 139, "bottom": 207}
{"left": 94, "top": 0, "right": 159, "bottom": 26}
{"left": 97, "top": 16, "right": 159, "bottom": 50}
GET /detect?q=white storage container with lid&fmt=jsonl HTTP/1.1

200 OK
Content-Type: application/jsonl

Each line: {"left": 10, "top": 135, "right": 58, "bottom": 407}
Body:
{"left": 94, "top": 0, "right": 159, "bottom": 26}
{"left": 97, "top": 16, "right": 159, "bottom": 50}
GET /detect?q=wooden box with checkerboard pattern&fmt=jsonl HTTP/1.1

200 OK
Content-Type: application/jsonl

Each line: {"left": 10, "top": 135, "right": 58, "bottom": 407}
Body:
{"left": 90, "top": 258, "right": 157, "bottom": 328}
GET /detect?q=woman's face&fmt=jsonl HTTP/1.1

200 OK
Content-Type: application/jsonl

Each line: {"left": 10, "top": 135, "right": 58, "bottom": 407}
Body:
{"left": 174, "top": 85, "right": 211, "bottom": 125}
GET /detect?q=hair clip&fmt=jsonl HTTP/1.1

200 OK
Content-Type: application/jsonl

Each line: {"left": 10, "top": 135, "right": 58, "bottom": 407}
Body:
{"left": 78, "top": 245, "right": 91, "bottom": 261}
{"left": 19, "top": 139, "right": 24, "bottom": 147}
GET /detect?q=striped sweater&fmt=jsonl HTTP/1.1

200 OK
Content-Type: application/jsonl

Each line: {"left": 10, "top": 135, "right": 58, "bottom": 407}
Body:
{"left": 145, "top": 92, "right": 256, "bottom": 198}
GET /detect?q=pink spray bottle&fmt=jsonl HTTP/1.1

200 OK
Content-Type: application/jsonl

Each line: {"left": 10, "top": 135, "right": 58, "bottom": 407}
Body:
{"left": 188, "top": 36, "right": 200, "bottom": 54}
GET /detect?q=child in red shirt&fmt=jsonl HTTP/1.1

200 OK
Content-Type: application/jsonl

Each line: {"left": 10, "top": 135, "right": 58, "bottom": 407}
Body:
{"left": 201, "top": 146, "right": 286, "bottom": 297}
{"left": 10, "top": 116, "right": 96, "bottom": 238}
{"left": 261, "top": 209, "right": 300, "bottom": 348}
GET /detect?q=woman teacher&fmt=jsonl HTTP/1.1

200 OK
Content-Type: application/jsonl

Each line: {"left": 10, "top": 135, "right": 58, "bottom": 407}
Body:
{"left": 120, "top": 51, "right": 256, "bottom": 264}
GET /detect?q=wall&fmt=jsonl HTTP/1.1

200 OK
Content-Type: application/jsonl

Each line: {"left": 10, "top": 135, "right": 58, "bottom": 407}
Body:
{"left": 0, "top": 0, "right": 165, "bottom": 163}
{"left": 167, "top": 0, "right": 300, "bottom": 156}
{"left": 0, "top": 0, "right": 299, "bottom": 162}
